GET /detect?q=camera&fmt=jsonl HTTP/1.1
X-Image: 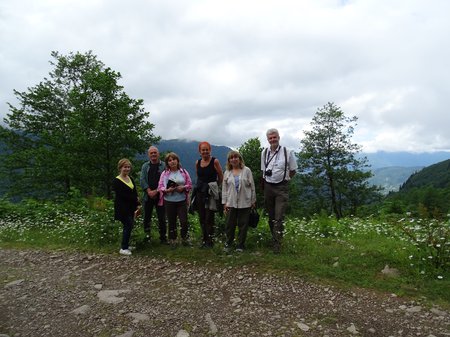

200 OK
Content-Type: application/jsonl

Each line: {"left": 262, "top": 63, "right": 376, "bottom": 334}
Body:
{"left": 166, "top": 179, "right": 178, "bottom": 189}
{"left": 265, "top": 169, "right": 272, "bottom": 177}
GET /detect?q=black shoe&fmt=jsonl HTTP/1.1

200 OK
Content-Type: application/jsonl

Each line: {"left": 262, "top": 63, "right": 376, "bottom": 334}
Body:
{"left": 273, "top": 244, "right": 281, "bottom": 254}
{"left": 200, "top": 242, "right": 213, "bottom": 249}
{"left": 182, "top": 239, "right": 192, "bottom": 247}
{"left": 236, "top": 245, "right": 245, "bottom": 253}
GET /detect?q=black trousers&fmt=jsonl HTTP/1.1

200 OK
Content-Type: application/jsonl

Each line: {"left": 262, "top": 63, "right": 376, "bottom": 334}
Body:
{"left": 164, "top": 200, "right": 189, "bottom": 241}
{"left": 143, "top": 197, "right": 166, "bottom": 242}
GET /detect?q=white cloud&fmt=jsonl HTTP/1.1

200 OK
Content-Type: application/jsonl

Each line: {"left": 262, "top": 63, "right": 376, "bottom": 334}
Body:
{"left": 1, "top": 0, "right": 450, "bottom": 153}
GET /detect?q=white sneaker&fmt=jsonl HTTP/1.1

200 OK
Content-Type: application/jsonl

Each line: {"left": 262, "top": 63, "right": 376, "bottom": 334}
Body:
{"left": 119, "top": 249, "right": 132, "bottom": 256}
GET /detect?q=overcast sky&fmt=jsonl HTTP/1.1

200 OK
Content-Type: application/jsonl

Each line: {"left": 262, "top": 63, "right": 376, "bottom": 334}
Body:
{"left": 1, "top": 0, "right": 449, "bottom": 153}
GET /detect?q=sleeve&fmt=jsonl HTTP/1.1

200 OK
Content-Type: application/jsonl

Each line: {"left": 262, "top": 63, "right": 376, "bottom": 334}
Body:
{"left": 131, "top": 177, "right": 140, "bottom": 207}
{"left": 247, "top": 167, "right": 256, "bottom": 204}
{"left": 288, "top": 149, "right": 298, "bottom": 171}
{"left": 221, "top": 171, "right": 229, "bottom": 205}
{"left": 183, "top": 169, "right": 193, "bottom": 192}
{"left": 112, "top": 178, "right": 118, "bottom": 192}
{"left": 158, "top": 171, "right": 167, "bottom": 192}
{"left": 140, "top": 163, "right": 148, "bottom": 190}
{"left": 261, "top": 149, "right": 266, "bottom": 171}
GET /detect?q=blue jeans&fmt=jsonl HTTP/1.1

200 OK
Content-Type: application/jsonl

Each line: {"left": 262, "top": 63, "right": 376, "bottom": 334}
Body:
{"left": 120, "top": 215, "right": 134, "bottom": 249}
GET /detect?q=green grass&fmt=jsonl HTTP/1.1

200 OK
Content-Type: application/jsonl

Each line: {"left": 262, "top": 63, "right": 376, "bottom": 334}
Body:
{"left": 0, "top": 198, "right": 449, "bottom": 307}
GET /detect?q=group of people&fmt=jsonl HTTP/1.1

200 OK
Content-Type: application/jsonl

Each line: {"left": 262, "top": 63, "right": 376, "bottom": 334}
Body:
{"left": 112, "top": 128, "right": 297, "bottom": 256}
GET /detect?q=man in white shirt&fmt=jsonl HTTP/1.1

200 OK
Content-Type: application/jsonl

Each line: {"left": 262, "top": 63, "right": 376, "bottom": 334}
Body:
{"left": 261, "top": 128, "right": 298, "bottom": 253}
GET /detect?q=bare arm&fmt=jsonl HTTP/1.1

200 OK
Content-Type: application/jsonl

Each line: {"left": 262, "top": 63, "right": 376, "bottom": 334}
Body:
{"left": 214, "top": 158, "right": 224, "bottom": 184}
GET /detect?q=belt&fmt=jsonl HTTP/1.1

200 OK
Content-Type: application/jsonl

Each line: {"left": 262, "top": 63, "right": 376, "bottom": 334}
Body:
{"left": 264, "top": 180, "right": 288, "bottom": 186}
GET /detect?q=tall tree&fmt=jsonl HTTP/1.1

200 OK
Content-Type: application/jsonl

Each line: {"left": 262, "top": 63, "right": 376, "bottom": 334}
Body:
{"left": 0, "top": 51, "right": 159, "bottom": 199}
{"left": 238, "top": 137, "right": 264, "bottom": 207}
{"left": 298, "top": 102, "right": 375, "bottom": 218}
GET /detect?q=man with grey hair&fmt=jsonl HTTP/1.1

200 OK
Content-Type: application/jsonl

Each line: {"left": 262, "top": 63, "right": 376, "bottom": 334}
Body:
{"left": 140, "top": 146, "right": 167, "bottom": 244}
{"left": 261, "top": 128, "right": 298, "bottom": 253}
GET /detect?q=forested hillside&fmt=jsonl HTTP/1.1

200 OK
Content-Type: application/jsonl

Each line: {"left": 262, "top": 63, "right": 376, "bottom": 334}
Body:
{"left": 386, "top": 159, "right": 450, "bottom": 218}
{"left": 400, "top": 159, "right": 450, "bottom": 191}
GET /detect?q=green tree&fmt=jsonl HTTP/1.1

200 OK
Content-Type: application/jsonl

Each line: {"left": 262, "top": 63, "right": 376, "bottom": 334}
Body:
{"left": 238, "top": 137, "right": 264, "bottom": 207}
{"left": 298, "top": 102, "right": 375, "bottom": 218}
{"left": 0, "top": 51, "right": 159, "bottom": 199}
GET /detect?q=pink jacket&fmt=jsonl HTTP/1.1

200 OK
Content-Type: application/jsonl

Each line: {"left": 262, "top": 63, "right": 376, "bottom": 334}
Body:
{"left": 157, "top": 168, "right": 193, "bottom": 206}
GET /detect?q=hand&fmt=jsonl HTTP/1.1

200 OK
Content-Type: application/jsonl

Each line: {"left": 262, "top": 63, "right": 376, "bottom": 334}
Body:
{"left": 134, "top": 206, "right": 142, "bottom": 219}
{"left": 224, "top": 205, "right": 230, "bottom": 214}
{"left": 176, "top": 186, "right": 185, "bottom": 193}
{"left": 148, "top": 189, "right": 158, "bottom": 199}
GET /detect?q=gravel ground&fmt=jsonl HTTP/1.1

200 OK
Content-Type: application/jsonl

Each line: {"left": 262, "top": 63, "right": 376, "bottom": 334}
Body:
{"left": 0, "top": 248, "right": 449, "bottom": 337}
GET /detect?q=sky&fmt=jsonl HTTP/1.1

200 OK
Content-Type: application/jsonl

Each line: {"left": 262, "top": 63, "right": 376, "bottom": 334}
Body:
{"left": 1, "top": 0, "right": 450, "bottom": 153}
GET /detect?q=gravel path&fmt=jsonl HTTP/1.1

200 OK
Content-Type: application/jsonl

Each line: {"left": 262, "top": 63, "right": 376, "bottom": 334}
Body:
{"left": 1, "top": 248, "right": 449, "bottom": 337}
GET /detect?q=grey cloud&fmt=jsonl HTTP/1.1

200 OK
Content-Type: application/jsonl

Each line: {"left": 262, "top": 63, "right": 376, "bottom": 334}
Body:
{"left": 1, "top": 0, "right": 450, "bottom": 152}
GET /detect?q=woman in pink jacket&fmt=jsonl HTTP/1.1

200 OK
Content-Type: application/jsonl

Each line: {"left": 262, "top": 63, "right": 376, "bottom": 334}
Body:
{"left": 158, "top": 152, "right": 192, "bottom": 247}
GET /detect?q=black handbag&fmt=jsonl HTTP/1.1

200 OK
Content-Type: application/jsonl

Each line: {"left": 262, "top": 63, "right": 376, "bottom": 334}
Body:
{"left": 248, "top": 208, "right": 260, "bottom": 228}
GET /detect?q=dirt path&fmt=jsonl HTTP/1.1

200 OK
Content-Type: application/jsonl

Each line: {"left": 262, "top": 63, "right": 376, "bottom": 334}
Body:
{"left": 1, "top": 248, "right": 449, "bottom": 337}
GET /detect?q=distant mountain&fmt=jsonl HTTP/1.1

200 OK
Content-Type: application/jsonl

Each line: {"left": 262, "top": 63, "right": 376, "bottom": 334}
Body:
{"left": 368, "top": 166, "right": 423, "bottom": 194}
{"left": 2, "top": 136, "right": 449, "bottom": 195}
{"left": 152, "top": 139, "right": 231, "bottom": 184}
{"left": 363, "top": 151, "right": 450, "bottom": 169}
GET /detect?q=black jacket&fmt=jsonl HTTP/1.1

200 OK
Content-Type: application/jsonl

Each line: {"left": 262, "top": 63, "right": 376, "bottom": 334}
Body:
{"left": 112, "top": 177, "right": 139, "bottom": 221}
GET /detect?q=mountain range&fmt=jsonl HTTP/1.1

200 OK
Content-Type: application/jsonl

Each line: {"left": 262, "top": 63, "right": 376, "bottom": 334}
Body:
{"left": 155, "top": 140, "right": 450, "bottom": 192}
{"left": 1, "top": 138, "right": 448, "bottom": 194}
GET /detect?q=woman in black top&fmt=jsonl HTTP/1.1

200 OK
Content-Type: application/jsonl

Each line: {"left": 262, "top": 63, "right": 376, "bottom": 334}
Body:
{"left": 195, "top": 141, "right": 223, "bottom": 247}
{"left": 112, "top": 158, "right": 141, "bottom": 256}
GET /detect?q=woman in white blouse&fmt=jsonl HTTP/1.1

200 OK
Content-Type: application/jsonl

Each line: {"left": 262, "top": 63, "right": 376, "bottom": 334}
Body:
{"left": 222, "top": 150, "right": 256, "bottom": 252}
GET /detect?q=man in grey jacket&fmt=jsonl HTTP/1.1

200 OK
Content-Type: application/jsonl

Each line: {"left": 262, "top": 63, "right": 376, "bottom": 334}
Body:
{"left": 140, "top": 146, "right": 167, "bottom": 244}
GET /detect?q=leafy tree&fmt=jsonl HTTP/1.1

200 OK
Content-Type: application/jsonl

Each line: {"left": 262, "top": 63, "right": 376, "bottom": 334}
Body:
{"left": 0, "top": 51, "right": 159, "bottom": 199}
{"left": 238, "top": 137, "right": 264, "bottom": 207}
{"left": 298, "top": 102, "right": 377, "bottom": 218}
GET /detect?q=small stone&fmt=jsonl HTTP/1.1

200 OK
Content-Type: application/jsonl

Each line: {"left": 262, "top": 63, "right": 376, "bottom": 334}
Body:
{"left": 230, "top": 297, "right": 242, "bottom": 306}
{"left": 205, "top": 313, "right": 218, "bottom": 334}
{"left": 406, "top": 306, "right": 422, "bottom": 313}
{"left": 127, "top": 313, "right": 150, "bottom": 323}
{"left": 176, "top": 330, "right": 190, "bottom": 337}
{"left": 114, "top": 331, "right": 134, "bottom": 337}
{"left": 97, "top": 289, "right": 130, "bottom": 304}
{"left": 5, "top": 279, "right": 25, "bottom": 287}
{"left": 296, "top": 322, "right": 310, "bottom": 331}
{"left": 381, "top": 265, "right": 400, "bottom": 277}
{"left": 430, "top": 308, "right": 446, "bottom": 316}
{"left": 347, "top": 323, "right": 358, "bottom": 334}
{"left": 71, "top": 304, "right": 90, "bottom": 315}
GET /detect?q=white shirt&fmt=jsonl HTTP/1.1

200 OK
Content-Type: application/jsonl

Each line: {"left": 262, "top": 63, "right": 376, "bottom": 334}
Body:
{"left": 261, "top": 146, "right": 298, "bottom": 184}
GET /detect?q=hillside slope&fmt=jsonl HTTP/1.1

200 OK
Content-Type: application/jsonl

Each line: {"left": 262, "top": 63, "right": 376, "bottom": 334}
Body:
{"left": 400, "top": 159, "right": 450, "bottom": 191}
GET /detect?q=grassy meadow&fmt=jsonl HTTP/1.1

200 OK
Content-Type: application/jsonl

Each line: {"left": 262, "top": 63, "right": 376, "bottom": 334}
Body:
{"left": 0, "top": 197, "right": 449, "bottom": 307}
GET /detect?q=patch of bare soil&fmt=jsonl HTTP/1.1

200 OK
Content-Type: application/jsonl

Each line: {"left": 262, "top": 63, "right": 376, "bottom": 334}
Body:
{"left": 0, "top": 248, "right": 449, "bottom": 337}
